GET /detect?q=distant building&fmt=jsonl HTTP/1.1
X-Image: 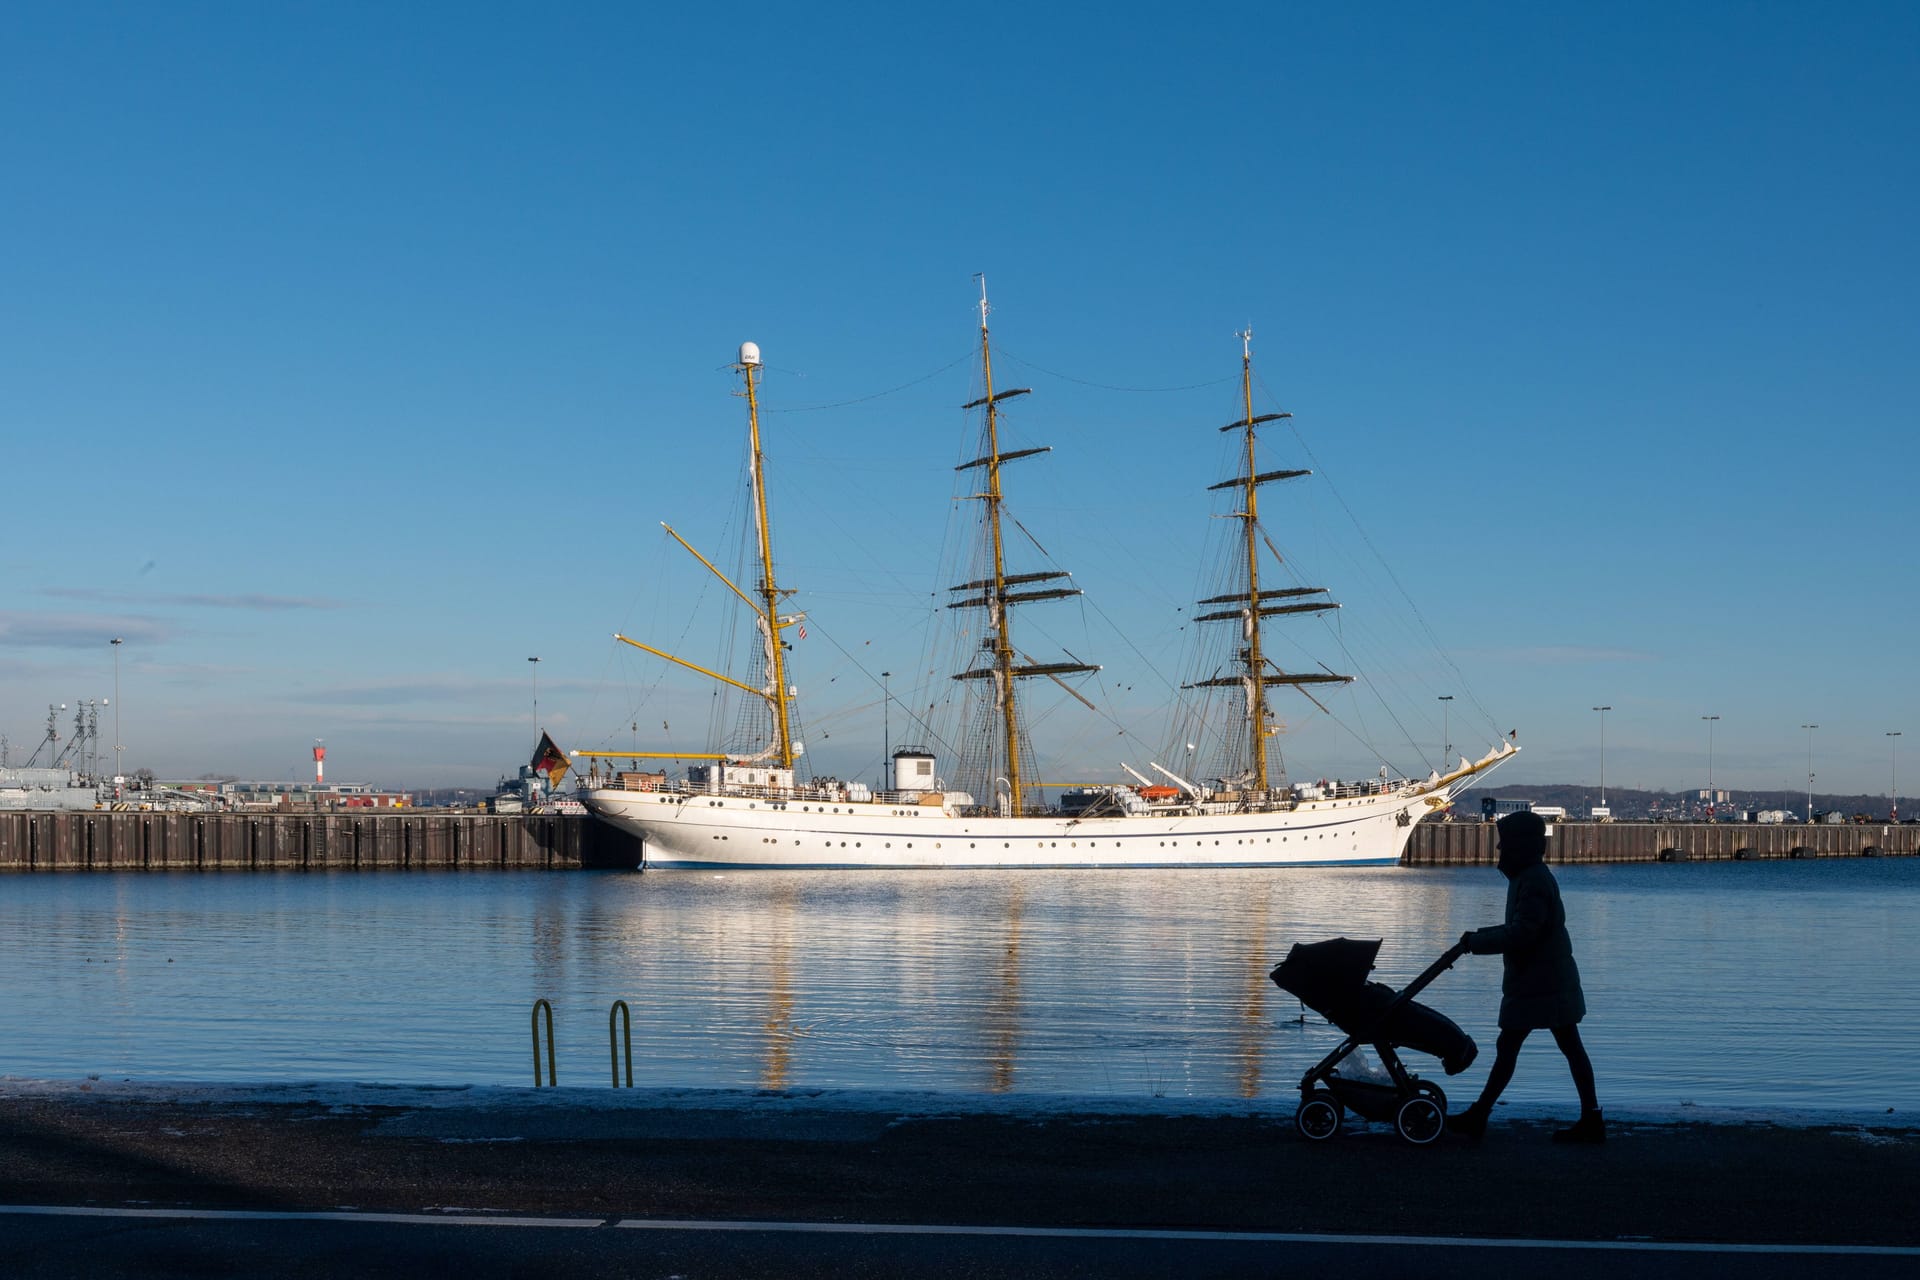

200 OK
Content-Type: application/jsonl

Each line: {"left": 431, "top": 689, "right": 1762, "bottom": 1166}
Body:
{"left": 211, "top": 781, "right": 412, "bottom": 810}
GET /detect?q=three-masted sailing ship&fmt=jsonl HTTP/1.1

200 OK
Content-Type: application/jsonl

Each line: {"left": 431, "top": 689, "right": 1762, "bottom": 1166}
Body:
{"left": 580, "top": 286, "right": 1514, "bottom": 868}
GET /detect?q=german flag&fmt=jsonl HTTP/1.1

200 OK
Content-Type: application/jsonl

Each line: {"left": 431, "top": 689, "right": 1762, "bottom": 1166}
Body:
{"left": 531, "top": 731, "right": 570, "bottom": 789}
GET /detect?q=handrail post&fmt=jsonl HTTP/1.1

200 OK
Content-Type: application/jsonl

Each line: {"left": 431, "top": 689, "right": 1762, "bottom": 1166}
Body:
{"left": 532, "top": 998, "right": 556, "bottom": 1086}
{"left": 610, "top": 999, "right": 633, "bottom": 1087}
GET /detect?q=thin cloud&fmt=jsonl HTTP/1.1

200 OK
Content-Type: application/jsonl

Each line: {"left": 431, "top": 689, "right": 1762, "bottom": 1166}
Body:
{"left": 41, "top": 588, "right": 343, "bottom": 611}
{"left": 0, "top": 613, "right": 168, "bottom": 649}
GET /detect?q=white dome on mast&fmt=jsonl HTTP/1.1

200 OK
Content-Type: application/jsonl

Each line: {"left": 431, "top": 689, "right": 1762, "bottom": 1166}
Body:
{"left": 739, "top": 341, "right": 762, "bottom": 367}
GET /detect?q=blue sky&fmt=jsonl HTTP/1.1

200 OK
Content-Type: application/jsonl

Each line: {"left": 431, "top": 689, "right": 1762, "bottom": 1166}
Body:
{"left": 3, "top": 3, "right": 1915, "bottom": 796}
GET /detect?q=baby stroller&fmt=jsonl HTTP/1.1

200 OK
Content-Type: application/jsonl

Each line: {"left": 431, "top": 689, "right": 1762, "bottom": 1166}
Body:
{"left": 1270, "top": 937, "right": 1476, "bottom": 1145}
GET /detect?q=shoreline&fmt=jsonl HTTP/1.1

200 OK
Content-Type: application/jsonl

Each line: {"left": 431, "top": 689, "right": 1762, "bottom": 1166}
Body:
{"left": 4, "top": 1076, "right": 1915, "bottom": 1131}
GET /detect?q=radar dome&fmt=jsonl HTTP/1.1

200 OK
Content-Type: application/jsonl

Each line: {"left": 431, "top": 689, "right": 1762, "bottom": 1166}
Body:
{"left": 739, "top": 342, "right": 762, "bottom": 367}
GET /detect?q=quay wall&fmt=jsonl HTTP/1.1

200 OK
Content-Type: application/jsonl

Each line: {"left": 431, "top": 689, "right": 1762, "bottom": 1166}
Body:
{"left": 1405, "top": 820, "right": 1919, "bottom": 866}
{"left": 4, "top": 811, "right": 1910, "bottom": 871}
{"left": 0, "top": 811, "right": 643, "bottom": 872}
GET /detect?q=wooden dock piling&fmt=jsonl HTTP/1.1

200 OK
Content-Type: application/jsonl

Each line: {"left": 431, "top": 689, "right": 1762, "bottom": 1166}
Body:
{"left": 1401, "top": 820, "right": 1918, "bottom": 866}
{"left": 0, "top": 811, "right": 643, "bottom": 872}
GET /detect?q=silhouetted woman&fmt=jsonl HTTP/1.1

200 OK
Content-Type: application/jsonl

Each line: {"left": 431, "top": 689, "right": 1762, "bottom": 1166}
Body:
{"left": 1449, "top": 809, "right": 1604, "bottom": 1142}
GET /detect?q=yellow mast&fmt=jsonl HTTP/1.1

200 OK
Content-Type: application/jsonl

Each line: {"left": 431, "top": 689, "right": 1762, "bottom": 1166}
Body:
{"left": 1238, "top": 329, "right": 1270, "bottom": 790}
{"left": 740, "top": 345, "right": 797, "bottom": 770}
{"left": 1186, "top": 331, "right": 1349, "bottom": 797}
{"left": 947, "top": 280, "right": 1094, "bottom": 816}
{"left": 977, "top": 282, "right": 1026, "bottom": 814}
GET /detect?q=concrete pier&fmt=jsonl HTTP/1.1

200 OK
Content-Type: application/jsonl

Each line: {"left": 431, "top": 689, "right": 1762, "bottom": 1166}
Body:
{"left": 1405, "top": 819, "right": 1919, "bottom": 866}
{"left": 3, "top": 811, "right": 1912, "bottom": 872}
{"left": 0, "top": 811, "right": 642, "bottom": 872}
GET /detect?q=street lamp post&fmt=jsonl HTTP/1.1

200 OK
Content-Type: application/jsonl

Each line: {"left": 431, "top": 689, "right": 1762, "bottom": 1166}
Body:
{"left": 1889, "top": 731, "right": 1903, "bottom": 823}
{"left": 1801, "top": 724, "right": 1819, "bottom": 822}
{"left": 1702, "top": 715, "right": 1720, "bottom": 821}
{"left": 528, "top": 657, "right": 541, "bottom": 744}
{"left": 1438, "top": 695, "right": 1454, "bottom": 770}
{"left": 110, "top": 638, "right": 124, "bottom": 784}
{"left": 1592, "top": 705, "right": 1611, "bottom": 810}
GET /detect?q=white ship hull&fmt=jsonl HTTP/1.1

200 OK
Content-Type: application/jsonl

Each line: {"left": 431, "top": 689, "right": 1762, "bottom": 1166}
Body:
{"left": 583, "top": 777, "right": 1481, "bottom": 870}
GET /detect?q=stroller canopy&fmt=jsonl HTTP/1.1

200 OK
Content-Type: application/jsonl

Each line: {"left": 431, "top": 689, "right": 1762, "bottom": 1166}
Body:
{"left": 1270, "top": 937, "right": 1381, "bottom": 1008}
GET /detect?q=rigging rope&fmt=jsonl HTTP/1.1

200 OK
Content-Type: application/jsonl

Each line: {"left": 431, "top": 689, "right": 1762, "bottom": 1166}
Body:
{"left": 998, "top": 347, "right": 1239, "bottom": 394}
{"left": 761, "top": 349, "right": 976, "bottom": 414}
{"left": 1253, "top": 368, "right": 1503, "bottom": 739}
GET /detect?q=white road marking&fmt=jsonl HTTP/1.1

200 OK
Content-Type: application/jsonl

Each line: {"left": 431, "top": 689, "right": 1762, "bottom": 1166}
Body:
{"left": 2, "top": 1205, "right": 1915, "bottom": 1256}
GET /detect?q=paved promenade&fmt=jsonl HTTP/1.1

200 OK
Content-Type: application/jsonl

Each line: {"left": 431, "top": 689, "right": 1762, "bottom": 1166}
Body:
{"left": 1, "top": 1081, "right": 1915, "bottom": 1276}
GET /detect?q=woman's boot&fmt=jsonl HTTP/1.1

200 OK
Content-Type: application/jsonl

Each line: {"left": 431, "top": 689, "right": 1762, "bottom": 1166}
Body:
{"left": 1447, "top": 1103, "right": 1490, "bottom": 1141}
{"left": 1552, "top": 1109, "right": 1605, "bottom": 1144}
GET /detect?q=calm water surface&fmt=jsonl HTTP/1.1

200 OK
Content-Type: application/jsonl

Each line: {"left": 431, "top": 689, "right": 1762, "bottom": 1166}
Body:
{"left": 2, "top": 860, "right": 1915, "bottom": 1111}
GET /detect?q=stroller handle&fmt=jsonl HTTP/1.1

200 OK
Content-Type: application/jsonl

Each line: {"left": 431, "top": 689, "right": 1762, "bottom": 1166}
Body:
{"left": 1364, "top": 940, "right": 1471, "bottom": 1024}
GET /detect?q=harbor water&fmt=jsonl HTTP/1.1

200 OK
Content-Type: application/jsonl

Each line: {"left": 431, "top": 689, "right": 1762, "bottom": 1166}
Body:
{"left": 1, "top": 859, "right": 1914, "bottom": 1112}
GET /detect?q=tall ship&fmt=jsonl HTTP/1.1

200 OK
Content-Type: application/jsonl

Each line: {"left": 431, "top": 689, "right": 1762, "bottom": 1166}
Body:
{"left": 580, "top": 286, "right": 1514, "bottom": 868}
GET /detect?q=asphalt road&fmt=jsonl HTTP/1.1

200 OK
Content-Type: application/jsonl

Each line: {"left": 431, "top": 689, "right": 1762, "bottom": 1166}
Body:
{"left": 1, "top": 1085, "right": 1914, "bottom": 1277}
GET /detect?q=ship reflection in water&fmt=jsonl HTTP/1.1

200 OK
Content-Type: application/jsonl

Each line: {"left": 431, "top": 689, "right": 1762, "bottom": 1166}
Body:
{"left": 4, "top": 862, "right": 1918, "bottom": 1109}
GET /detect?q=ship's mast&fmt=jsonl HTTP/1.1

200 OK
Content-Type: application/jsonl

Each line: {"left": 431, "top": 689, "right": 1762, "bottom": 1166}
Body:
{"left": 1237, "top": 330, "right": 1270, "bottom": 789}
{"left": 1187, "top": 330, "right": 1349, "bottom": 796}
{"left": 741, "top": 345, "right": 796, "bottom": 769}
{"left": 949, "top": 278, "right": 1095, "bottom": 816}
{"left": 978, "top": 285, "right": 1025, "bottom": 809}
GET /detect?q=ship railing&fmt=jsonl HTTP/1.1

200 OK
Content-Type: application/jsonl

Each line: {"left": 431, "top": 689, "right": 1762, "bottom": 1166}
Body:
{"left": 601, "top": 776, "right": 926, "bottom": 807}
{"left": 1320, "top": 779, "right": 1403, "bottom": 800}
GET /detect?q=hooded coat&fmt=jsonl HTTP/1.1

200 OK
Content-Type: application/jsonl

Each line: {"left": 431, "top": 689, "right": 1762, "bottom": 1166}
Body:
{"left": 1465, "top": 815, "right": 1586, "bottom": 1030}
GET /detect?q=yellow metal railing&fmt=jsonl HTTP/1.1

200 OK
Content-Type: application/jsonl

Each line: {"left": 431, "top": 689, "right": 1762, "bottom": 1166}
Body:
{"left": 531, "top": 998, "right": 557, "bottom": 1087}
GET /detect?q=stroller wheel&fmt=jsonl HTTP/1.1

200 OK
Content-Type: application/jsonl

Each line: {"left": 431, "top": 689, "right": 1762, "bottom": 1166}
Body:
{"left": 1415, "top": 1079, "right": 1447, "bottom": 1114}
{"left": 1395, "top": 1094, "right": 1446, "bottom": 1145}
{"left": 1296, "top": 1090, "right": 1341, "bottom": 1141}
